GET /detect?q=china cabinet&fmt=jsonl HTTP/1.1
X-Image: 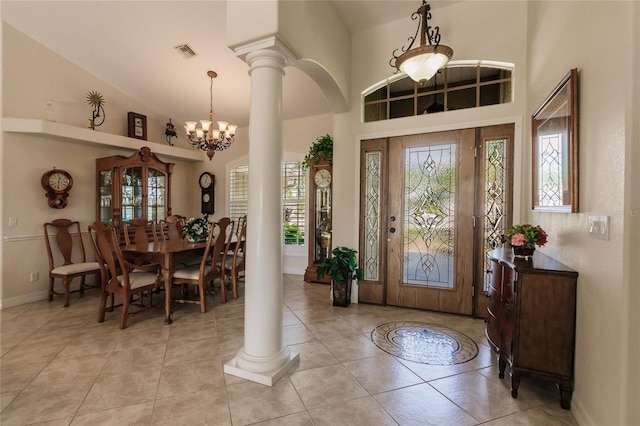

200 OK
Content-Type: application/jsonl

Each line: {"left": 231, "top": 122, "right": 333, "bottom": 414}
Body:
{"left": 96, "top": 146, "right": 173, "bottom": 229}
{"left": 304, "top": 160, "right": 332, "bottom": 284}
{"left": 486, "top": 248, "right": 578, "bottom": 409}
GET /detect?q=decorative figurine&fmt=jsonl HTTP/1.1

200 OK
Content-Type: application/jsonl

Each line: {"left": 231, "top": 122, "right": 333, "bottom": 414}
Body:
{"left": 165, "top": 118, "right": 177, "bottom": 146}
{"left": 86, "top": 90, "right": 105, "bottom": 130}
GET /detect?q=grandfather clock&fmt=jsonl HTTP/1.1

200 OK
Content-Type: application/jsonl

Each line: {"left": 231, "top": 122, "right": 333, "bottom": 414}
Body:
{"left": 304, "top": 161, "right": 332, "bottom": 284}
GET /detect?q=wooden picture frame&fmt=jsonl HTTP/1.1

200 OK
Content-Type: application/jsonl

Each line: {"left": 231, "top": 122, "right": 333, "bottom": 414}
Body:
{"left": 127, "top": 112, "right": 147, "bottom": 140}
{"left": 532, "top": 68, "right": 579, "bottom": 213}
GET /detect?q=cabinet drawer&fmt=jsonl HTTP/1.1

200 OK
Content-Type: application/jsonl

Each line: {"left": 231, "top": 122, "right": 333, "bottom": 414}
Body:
{"left": 486, "top": 307, "right": 500, "bottom": 350}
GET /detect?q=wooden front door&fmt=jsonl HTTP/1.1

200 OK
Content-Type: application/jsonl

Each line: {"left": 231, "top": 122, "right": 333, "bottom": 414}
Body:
{"left": 358, "top": 124, "right": 513, "bottom": 316}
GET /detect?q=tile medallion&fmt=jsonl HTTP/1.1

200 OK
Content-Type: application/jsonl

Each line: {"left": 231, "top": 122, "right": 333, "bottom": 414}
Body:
{"left": 370, "top": 321, "right": 478, "bottom": 365}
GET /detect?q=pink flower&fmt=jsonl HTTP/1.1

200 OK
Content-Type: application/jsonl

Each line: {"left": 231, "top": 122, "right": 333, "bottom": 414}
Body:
{"left": 511, "top": 233, "right": 526, "bottom": 246}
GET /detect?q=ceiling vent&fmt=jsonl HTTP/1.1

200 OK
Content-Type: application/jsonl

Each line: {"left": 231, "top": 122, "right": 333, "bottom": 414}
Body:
{"left": 174, "top": 44, "right": 197, "bottom": 59}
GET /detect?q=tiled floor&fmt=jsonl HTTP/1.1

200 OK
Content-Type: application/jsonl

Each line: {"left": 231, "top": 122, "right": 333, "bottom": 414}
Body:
{"left": 0, "top": 274, "right": 578, "bottom": 425}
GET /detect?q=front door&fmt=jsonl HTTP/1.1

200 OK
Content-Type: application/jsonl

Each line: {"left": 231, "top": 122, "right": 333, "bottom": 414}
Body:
{"left": 358, "top": 125, "right": 513, "bottom": 316}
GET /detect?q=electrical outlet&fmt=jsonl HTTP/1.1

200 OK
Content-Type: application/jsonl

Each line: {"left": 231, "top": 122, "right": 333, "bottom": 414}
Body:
{"left": 30, "top": 272, "right": 39, "bottom": 282}
{"left": 588, "top": 215, "right": 609, "bottom": 240}
{"left": 9, "top": 217, "right": 17, "bottom": 227}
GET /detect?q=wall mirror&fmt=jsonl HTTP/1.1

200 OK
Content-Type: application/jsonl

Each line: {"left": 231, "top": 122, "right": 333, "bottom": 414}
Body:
{"left": 532, "top": 68, "right": 579, "bottom": 213}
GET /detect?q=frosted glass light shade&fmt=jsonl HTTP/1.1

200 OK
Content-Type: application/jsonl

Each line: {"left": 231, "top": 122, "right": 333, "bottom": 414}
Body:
{"left": 396, "top": 45, "right": 453, "bottom": 84}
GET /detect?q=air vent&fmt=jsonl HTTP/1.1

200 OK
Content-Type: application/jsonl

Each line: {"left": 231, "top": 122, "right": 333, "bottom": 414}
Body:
{"left": 174, "top": 44, "right": 197, "bottom": 59}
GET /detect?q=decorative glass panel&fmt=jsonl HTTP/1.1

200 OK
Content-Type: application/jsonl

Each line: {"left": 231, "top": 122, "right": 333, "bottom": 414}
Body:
{"left": 364, "top": 151, "right": 381, "bottom": 281}
{"left": 404, "top": 144, "right": 455, "bottom": 288}
{"left": 537, "top": 133, "right": 565, "bottom": 207}
{"left": 483, "top": 138, "right": 508, "bottom": 292}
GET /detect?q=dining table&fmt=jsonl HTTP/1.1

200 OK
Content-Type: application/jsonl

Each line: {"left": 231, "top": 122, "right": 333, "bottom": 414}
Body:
{"left": 122, "top": 238, "right": 207, "bottom": 324}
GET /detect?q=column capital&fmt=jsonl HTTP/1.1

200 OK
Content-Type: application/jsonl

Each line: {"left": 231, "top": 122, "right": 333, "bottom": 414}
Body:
{"left": 246, "top": 49, "right": 288, "bottom": 76}
{"left": 234, "top": 36, "right": 297, "bottom": 66}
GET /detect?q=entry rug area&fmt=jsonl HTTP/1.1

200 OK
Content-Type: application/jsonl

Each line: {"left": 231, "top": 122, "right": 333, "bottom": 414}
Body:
{"left": 370, "top": 321, "right": 478, "bottom": 365}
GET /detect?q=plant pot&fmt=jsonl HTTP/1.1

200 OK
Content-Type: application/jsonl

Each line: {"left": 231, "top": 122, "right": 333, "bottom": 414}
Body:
{"left": 332, "top": 278, "right": 352, "bottom": 307}
{"left": 512, "top": 245, "right": 535, "bottom": 259}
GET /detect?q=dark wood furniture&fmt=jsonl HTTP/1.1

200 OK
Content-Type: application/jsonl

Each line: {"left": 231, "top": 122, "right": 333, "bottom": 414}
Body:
{"left": 43, "top": 219, "right": 101, "bottom": 307}
{"left": 121, "top": 238, "right": 208, "bottom": 324}
{"left": 486, "top": 248, "right": 578, "bottom": 409}
{"left": 304, "top": 160, "right": 332, "bottom": 284}
{"left": 172, "top": 219, "right": 230, "bottom": 312}
{"left": 90, "top": 221, "right": 163, "bottom": 329}
{"left": 96, "top": 146, "right": 173, "bottom": 230}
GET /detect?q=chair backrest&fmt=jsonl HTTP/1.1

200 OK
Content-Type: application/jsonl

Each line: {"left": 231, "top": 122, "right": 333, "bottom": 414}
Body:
{"left": 205, "top": 218, "right": 232, "bottom": 270}
{"left": 44, "top": 219, "right": 87, "bottom": 270}
{"left": 235, "top": 215, "right": 247, "bottom": 239}
{"left": 88, "top": 221, "right": 110, "bottom": 286}
{"left": 233, "top": 216, "right": 247, "bottom": 265}
{"left": 124, "top": 218, "right": 157, "bottom": 246}
{"left": 159, "top": 215, "right": 184, "bottom": 240}
{"left": 92, "top": 221, "right": 129, "bottom": 289}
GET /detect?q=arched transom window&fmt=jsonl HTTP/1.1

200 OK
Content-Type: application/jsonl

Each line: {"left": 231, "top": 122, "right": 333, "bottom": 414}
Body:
{"left": 362, "top": 61, "right": 514, "bottom": 122}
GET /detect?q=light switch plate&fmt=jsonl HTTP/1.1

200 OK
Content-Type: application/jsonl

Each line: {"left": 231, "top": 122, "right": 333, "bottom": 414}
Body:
{"left": 588, "top": 215, "right": 609, "bottom": 240}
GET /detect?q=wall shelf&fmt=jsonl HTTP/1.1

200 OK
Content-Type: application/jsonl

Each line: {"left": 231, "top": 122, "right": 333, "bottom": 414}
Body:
{"left": 2, "top": 118, "right": 204, "bottom": 163}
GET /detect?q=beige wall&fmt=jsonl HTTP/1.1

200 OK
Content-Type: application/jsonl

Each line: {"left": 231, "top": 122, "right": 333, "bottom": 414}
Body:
{"left": 526, "top": 2, "right": 638, "bottom": 425}
{"left": 1, "top": 24, "right": 198, "bottom": 307}
{"left": 2, "top": 1, "right": 638, "bottom": 424}
{"left": 1, "top": 23, "right": 331, "bottom": 305}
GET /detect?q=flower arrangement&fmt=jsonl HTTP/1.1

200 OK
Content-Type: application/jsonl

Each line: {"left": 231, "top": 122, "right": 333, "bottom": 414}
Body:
{"left": 183, "top": 214, "right": 210, "bottom": 242}
{"left": 506, "top": 224, "right": 548, "bottom": 248}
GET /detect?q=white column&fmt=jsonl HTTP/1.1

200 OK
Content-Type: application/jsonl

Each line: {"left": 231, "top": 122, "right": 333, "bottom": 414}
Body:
{"left": 224, "top": 49, "right": 299, "bottom": 386}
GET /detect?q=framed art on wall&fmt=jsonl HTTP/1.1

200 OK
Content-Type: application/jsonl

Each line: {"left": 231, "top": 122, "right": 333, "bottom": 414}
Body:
{"left": 128, "top": 112, "right": 147, "bottom": 140}
{"left": 532, "top": 68, "right": 579, "bottom": 213}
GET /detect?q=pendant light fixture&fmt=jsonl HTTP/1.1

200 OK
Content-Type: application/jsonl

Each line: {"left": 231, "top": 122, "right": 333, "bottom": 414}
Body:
{"left": 390, "top": 1, "right": 453, "bottom": 84}
{"left": 184, "top": 71, "right": 237, "bottom": 161}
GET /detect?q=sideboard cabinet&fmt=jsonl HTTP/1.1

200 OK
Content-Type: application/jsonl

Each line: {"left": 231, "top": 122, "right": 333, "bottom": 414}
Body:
{"left": 486, "top": 248, "right": 578, "bottom": 409}
{"left": 96, "top": 147, "right": 174, "bottom": 229}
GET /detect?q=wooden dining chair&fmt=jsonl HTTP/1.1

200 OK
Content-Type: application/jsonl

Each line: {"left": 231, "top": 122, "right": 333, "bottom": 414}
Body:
{"left": 44, "top": 219, "right": 101, "bottom": 307}
{"left": 123, "top": 218, "right": 158, "bottom": 245}
{"left": 123, "top": 218, "right": 158, "bottom": 266}
{"left": 90, "top": 221, "right": 163, "bottom": 329}
{"left": 171, "top": 218, "right": 231, "bottom": 311}
{"left": 158, "top": 215, "right": 184, "bottom": 241}
{"left": 224, "top": 216, "right": 246, "bottom": 299}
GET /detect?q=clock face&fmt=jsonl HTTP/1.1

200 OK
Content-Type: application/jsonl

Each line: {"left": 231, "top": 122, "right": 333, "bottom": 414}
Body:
{"left": 202, "top": 193, "right": 210, "bottom": 203}
{"left": 48, "top": 172, "right": 70, "bottom": 191}
{"left": 314, "top": 169, "right": 332, "bottom": 188}
{"left": 199, "top": 173, "right": 212, "bottom": 188}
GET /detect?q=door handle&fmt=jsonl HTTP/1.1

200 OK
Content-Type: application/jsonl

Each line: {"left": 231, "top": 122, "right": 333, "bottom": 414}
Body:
{"left": 389, "top": 227, "right": 396, "bottom": 233}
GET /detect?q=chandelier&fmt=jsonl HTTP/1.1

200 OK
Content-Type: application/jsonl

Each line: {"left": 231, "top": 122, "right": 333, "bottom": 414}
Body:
{"left": 390, "top": 1, "right": 453, "bottom": 84}
{"left": 185, "top": 71, "right": 237, "bottom": 160}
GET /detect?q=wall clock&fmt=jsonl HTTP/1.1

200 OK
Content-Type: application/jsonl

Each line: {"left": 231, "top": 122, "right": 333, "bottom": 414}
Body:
{"left": 41, "top": 168, "right": 73, "bottom": 209}
{"left": 199, "top": 172, "right": 215, "bottom": 214}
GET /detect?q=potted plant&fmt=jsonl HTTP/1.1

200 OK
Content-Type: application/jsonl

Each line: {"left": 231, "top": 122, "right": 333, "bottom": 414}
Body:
{"left": 317, "top": 246, "right": 364, "bottom": 307}
{"left": 302, "top": 134, "right": 333, "bottom": 170}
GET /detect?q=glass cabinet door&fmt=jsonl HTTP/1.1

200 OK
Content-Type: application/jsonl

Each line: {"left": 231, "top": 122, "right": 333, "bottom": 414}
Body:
{"left": 121, "top": 166, "right": 144, "bottom": 222}
{"left": 147, "top": 168, "right": 166, "bottom": 221}
{"left": 98, "top": 170, "right": 113, "bottom": 223}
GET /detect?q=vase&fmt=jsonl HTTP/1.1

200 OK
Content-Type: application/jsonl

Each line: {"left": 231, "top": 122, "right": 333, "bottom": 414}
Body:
{"left": 512, "top": 244, "right": 535, "bottom": 259}
{"left": 187, "top": 235, "right": 200, "bottom": 243}
{"left": 332, "top": 278, "right": 352, "bottom": 307}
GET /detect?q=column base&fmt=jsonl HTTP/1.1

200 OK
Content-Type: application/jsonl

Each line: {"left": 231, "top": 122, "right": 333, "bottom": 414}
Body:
{"left": 224, "top": 351, "right": 300, "bottom": 386}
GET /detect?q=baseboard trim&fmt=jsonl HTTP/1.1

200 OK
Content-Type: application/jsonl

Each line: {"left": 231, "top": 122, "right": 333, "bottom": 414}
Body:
{"left": 0, "top": 291, "right": 48, "bottom": 310}
{"left": 571, "top": 394, "right": 595, "bottom": 426}
{"left": 283, "top": 266, "right": 304, "bottom": 275}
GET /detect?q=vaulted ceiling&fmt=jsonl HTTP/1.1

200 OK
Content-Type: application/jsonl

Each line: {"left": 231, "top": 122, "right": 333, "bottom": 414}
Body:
{"left": 2, "top": 1, "right": 453, "bottom": 127}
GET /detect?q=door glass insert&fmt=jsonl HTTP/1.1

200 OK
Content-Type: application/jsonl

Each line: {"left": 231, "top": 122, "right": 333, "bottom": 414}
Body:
{"left": 483, "top": 138, "right": 508, "bottom": 292}
{"left": 364, "top": 151, "right": 382, "bottom": 281}
{"left": 404, "top": 144, "right": 456, "bottom": 288}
